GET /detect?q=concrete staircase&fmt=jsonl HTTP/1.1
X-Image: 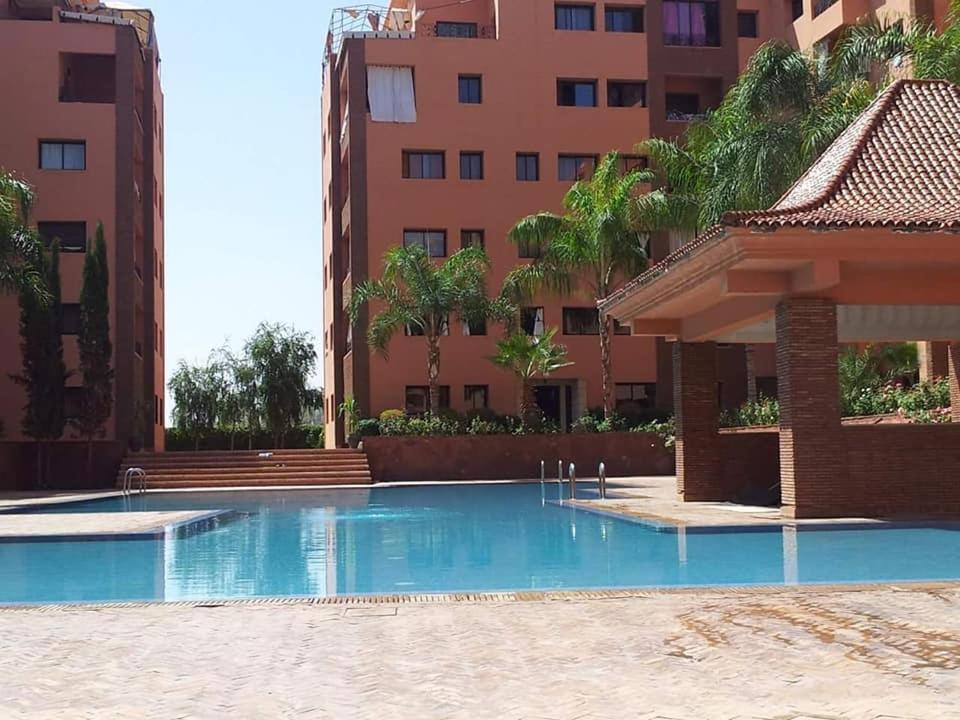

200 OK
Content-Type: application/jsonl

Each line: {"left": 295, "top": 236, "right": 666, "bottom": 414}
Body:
{"left": 116, "top": 449, "right": 372, "bottom": 489}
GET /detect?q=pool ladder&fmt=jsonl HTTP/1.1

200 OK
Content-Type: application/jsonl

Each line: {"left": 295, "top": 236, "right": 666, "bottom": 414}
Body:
{"left": 122, "top": 467, "right": 146, "bottom": 496}
{"left": 539, "top": 460, "right": 608, "bottom": 502}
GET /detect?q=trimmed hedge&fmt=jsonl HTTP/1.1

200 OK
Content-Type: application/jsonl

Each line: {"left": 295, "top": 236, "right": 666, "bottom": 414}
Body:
{"left": 165, "top": 424, "right": 324, "bottom": 452}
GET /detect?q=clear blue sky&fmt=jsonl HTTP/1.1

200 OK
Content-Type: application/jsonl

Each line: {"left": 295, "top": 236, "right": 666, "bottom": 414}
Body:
{"left": 151, "top": 0, "right": 337, "bottom": 410}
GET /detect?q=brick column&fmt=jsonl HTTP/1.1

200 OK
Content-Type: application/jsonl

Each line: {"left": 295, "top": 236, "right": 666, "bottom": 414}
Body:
{"left": 673, "top": 342, "right": 721, "bottom": 501}
{"left": 919, "top": 342, "right": 950, "bottom": 382}
{"left": 949, "top": 343, "right": 960, "bottom": 423}
{"left": 776, "top": 298, "right": 844, "bottom": 518}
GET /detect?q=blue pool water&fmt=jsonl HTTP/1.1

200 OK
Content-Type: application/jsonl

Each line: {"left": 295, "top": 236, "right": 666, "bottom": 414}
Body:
{"left": 1, "top": 484, "right": 959, "bottom": 604}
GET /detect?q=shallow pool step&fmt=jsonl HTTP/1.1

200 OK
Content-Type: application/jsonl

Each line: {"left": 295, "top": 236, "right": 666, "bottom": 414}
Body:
{"left": 116, "top": 449, "right": 373, "bottom": 488}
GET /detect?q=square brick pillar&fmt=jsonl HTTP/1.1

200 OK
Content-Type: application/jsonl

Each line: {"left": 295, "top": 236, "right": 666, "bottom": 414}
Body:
{"left": 919, "top": 341, "right": 950, "bottom": 382}
{"left": 776, "top": 298, "right": 844, "bottom": 519}
{"left": 673, "top": 342, "right": 721, "bottom": 501}
{"left": 949, "top": 343, "right": 960, "bottom": 423}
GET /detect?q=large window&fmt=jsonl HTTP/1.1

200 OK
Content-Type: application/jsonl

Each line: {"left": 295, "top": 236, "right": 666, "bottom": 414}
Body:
{"left": 60, "top": 303, "right": 81, "bottom": 335}
{"left": 436, "top": 21, "right": 478, "bottom": 37}
{"left": 460, "top": 229, "right": 485, "bottom": 249}
{"left": 666, "top": 93, "right": 701, "bottom": 121}
{"left": 402, "top": 151, "right": 445, "bottom": 179}
{"left": 607, "top": 81, "right": 646, "bottom": 107}
{"left": 459, "top": 152, "right": 484, "bottom": 180}
{"left": 521, "top": 307, "right": 545, "bottom": 336}
{"left": 663, "top": 0, "right": 720, "bottom": 47}
{"left": 464, "top": 385, "right": 489, "bottom": 409}
{"left": 605, "top": 6, "right": 644, "bottom": 32}
{"left": 462, "top": 316, "right": 487, "bottom": 336}
{"left": 615, "top": 383, "right": 656, "bottom": 412}
{"left": 555, "top": 4, "right": 594, "bottom": 30}
{"left": 458, "top": 75, "right": 482, "bottom": 104}
{"left": 562, "top": 307, "right": 600, "bottom": 335}
{"left": 39, "top": 141, "right": 85, "bottom": 170}
{"left": 403, "top": 229, "right": 447, "bottom": 257}
{"left": 516, "top": 153, "right": 540, "bottom": 181}
{"left": 557, "top": 79, "right": 597, "bottom": 107}
{"left": 37, "top": 221, "right": 86, "bottom": 252}
{"left": 558, "top": 154, "right": 598, "bottom": 181}
{"left": 406, "top": 385, "right": 450, "bottom": 414}
{"left": 737, "top": 10, "right": 758, "bottom": 38}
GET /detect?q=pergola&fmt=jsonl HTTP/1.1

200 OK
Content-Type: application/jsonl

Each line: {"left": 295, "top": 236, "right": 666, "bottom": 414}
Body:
{"left": 602, "top": 79, "right": 960, "bottom": 519}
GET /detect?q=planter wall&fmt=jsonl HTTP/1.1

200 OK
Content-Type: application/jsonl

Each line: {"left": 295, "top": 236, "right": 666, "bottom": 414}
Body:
{"left": 363, "top": 432, "right": 674, "bottom": 483}
{"left": 0, "top": 441, "right": 126, "bottom": 491}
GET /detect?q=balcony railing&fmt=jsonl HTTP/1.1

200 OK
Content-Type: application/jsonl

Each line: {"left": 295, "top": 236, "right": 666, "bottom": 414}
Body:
{"left": 663, "top": 31, "right": 720, "bottom": 47}
{"left": 421, "top": 22, "right": 495, "bottom": 39}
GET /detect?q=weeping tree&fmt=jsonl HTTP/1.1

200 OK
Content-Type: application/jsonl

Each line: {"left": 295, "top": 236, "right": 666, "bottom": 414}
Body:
{"left": 350, "top": 244, "right": 512, "bottom": 413}
{"left": 246, "top": 323, "right": 319, "bottom": 448}
{"left": 506, "top": 152, "right": 671, "bottom": 417}
{"left": 169, "top": 359, "right": 222, "bottom": 450}
{"left": 12, "top": 240, "right": 68, "bottom": 487}
{"left": 70, "top": 223, "right": 113, "bottom": 478}
{"left": 489, "top": 328, "right": 573, "bottom": 425}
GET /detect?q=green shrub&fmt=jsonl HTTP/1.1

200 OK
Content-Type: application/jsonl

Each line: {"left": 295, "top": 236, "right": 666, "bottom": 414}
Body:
{"left": 355, "top": 417, "right": 381, "bottom": 438}
{"left": 571, "top": 414, "right": 600, "bottom": 433}
{"left": 720, "top": 396, "right": 780, "bottom": 428}
{"left": 467, "top": 415, "right": 508, "bottom": 435}
{"left": 379, "top": 412, "right": 461, "bottom": 437}
{"left": 633, "top": 417, "right": 676, "bottom": 448}
{"left": 379, "top": 409, "right": 405, "bottom": 423}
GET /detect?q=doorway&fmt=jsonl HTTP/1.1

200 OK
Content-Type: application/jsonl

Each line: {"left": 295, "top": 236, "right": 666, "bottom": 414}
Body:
{"left": 534, "top": 382, "right": 576, "bottom": 432}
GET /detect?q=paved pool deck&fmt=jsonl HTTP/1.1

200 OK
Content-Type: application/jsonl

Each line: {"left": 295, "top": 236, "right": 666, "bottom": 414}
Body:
{"left": 0, "top": 510, "right": 221, "bottom": 540}
{"left": 2, "top": 584, "right": 959, "bottom": 719}
{"left": 574, "top": 476, "right": 887, "bottom": 527}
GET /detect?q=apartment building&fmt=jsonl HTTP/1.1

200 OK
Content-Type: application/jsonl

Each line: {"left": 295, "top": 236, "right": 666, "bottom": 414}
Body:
{"left": 0, "top": 0, "right": 165, "bottom": 452}
{"left": 321, "top": 0, "right": 950, "bottom": 446}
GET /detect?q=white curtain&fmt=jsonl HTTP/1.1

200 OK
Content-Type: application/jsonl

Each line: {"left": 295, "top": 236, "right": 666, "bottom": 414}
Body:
{"left": 533, "top": 308, "right": 545, "bottom": 337}
{"left": 367, "top": 65, "right": 416, "bottom": 123}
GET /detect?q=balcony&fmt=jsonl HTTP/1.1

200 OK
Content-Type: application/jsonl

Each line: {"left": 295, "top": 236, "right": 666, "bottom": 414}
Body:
{"left": 420, "top": 21, "right": 495, "bottom": 39}
{"left": 665, "top": 76, "right": 723, "bottom": 124}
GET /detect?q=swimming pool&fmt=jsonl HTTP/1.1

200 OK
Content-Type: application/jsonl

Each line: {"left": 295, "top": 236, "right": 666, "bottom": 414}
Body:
{"left": 2, "top": 483, "right": 959, "bottom": 605}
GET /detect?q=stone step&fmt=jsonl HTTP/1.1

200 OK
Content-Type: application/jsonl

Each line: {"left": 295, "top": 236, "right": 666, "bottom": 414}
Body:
{"left": 143, "top": 476, "right": 371, "bottom": 488}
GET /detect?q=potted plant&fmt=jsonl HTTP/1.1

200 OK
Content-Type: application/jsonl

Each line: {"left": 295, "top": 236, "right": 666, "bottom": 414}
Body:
{"left": 338, "top": 396, "right": 361, "bottom": 448}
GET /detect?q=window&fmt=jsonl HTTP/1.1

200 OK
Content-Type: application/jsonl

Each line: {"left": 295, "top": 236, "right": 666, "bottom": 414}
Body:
{"left": 555, "top": 4, "right": 594, "bottom": 30}
{"left": 63, "top": 387, "right": 83, "bottom": 420}
{"left": 406, "top": 385, "right": 450, "bottom": 414}
{"left": 791, "top": 0, "right": 804, "bottom": 21}
{"left": 59, "top": 53, "right": 116, "bottom": 103}
{"left": 605, "top": 6, "right": 644, "bottom": 32}
{"left": 557, "top": 80, "right": 597, "bottom": 107}
{"left": 615, "top": 383, "right": 656, "bottom": 411}
{"left": 459, "top": 152, "right": 484, "bottom": 180}
{"left": 464, "top": 385, "right": 489, "bottom": 410}
{"left": 737, "top": 11, "right": 758, "bottom": 38}
{"left": 60, "top": 303, "right": 81, "bottom": 335}
{"left": 462, "top": 316, "right": 487, "bottom": 335}
{"left": 607, "top": 81, "right": 646, "bottom": 107}
{"left": 558, "top": 154, "right": 597, "bottom": 181}
{"left": 406, "top": 316, "right": 449, "bottom": 336}
{"left": 563, "top": 307, "right": 600, "bottom": 335}
{"left": 460, "top": 229, "right": 485, "bottom": 249}
{"left": 663, "top": 0, "right": 720, "bottom": 47}
{"left": 521, "top": 307, "right": 545, "bottom": 336}
{"left": 367, "top": 65, "right": 417, "bottom": 123}
{"left": 402, "top": 151, "right": 445, "bottom": 179}
{"left": 666, "top": 93, "right": 701, "bottom": 121}
{"left": 618, "top": 155, "right": 648, "bottom": 174}
{"left": 518, "top": 235, "right": 541, "bottom": 258}
{"left": 436, "top": 21, "right": 478, "bottom": 37}
{"left": 37, "top": 222, "right": 86, "bottom": 252}
{"left": 403, "top": 229, "right": 447, "bottom": 257}
{"left": 516, "top": 153, "right": 540, "bottom": 181}
{"left": 39, "top": 141, "right": 85, "bottom": 170}
{"left": 458, "top": 75, "right": 482, "bottom": 104}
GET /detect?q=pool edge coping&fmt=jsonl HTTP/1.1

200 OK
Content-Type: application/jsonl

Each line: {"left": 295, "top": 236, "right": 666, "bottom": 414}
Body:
{"left": 2, "top": 580, "right": 959, "bottom": 612}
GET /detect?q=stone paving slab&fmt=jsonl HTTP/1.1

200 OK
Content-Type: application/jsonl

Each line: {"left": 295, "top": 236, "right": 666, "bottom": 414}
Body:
{"left": 0, "top": 511, "right": 217, "bottom": 539}
{"left": 1, "top": 586, "right": 958, "bottom": 718}
{"left": 0, "top": 490, "right": 122, "bottom": 513}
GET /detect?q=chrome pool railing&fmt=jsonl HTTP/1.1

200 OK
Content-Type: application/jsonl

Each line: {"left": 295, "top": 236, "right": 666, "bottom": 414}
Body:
{"left": 122, "top": 467, "right": 146, "bottom": 496}
{"left": 568, "top": 463, "right": 576, "bottom": 500}
{"left": 598, "top": 462, "right": 607, "bottom": 499}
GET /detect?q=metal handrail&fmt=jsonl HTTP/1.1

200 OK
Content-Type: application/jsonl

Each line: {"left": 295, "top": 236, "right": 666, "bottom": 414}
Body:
{"left": 122, "top": 467, "right": 146, "bottom": 496}
{"left": 568, "top": 463, "right": 577, "bottom": 500}
{"left": 598, "top": 462, "right": 607, "bottom": 499}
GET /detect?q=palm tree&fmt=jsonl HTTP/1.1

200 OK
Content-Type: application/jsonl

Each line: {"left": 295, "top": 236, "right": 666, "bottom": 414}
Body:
{"left": 506, "top": 151, "right": 671, "bottom": 417}
{"left": 831, "top": 2, "right": 960, "bottom": 86}
{"left": 350, "top": 244, "right": 511, "bottom": 413}
{"left": 0, "top": 171, "right": 44, "bottom": 300}
{"left": 490, "top": 328, "right": 573, "bottom": 425}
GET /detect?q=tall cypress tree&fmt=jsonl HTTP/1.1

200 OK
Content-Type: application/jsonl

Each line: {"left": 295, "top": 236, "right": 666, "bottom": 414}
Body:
{"left": 71, "top": 223, "right": 113, "bottom": 478}
{"left": 12, "top": 239, "right": 67, "bottom": 487}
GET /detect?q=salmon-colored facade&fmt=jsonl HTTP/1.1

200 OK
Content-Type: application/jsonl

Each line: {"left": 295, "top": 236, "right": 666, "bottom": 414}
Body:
{"left": 321, "top": 0, "right": 949, "bottom": 447}
{"left": 0, "top": 0, "right": 165, "bottom": 451}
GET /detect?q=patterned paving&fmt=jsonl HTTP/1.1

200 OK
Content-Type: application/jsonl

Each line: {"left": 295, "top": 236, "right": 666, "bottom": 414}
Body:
{"left": 3, "top": 586, "right": 959, "bottom": 719}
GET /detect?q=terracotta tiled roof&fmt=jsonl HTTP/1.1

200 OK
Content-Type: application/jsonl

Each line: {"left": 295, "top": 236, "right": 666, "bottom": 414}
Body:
{"left": 601, "top": 80, "right": 960, "bottom": 314}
